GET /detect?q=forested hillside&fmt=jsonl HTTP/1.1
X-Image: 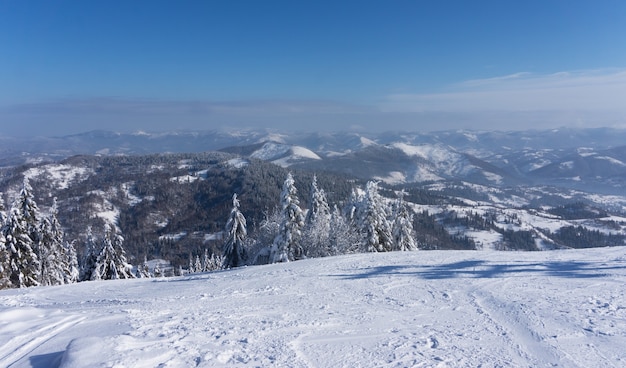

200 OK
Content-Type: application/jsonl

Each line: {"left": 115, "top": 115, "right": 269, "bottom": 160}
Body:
{"left": 1, "top": 148, "right": 625, "bottom": 290}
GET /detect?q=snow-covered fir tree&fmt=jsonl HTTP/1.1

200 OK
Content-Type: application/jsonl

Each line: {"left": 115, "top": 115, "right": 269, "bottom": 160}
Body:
{"left": 188, "top": 253, "right": 195, "bottom": 273}
{"left": 391, "top": 193, "right": 418, "bottom": 251}
{"left": 3, "top": 206, "right": 40, "bottom": 287}
{"left": 38, "top": 212, "right": 66, "bottom": 286}
{"left": 15, "top": 179, "right": 42, "bottom": 251}
{"left": 271, "top": 173, "right": 305, "bottom": 263}
{"left": 80, "top": 227, "right": 99, "bottom": 281}
{"left": 153, "top": 262, "right": 163, "bottom": 277}
{"left": 249, "top": 209, "right": 281, "bottom": 265}
{"left": 201, "top": 248, "right": 212, "bottom": 272}
{"left": 136, "top": 256, "right": 151, "bottom": 278}
{"left": 2, "top": 179, "right": 45, "bottom": 288}
{"left": 222, "top": 193, "right": 247, "bottom": 269}
{"left": 205, "top": 252, "right": 224, "bottom": 272}
{"left": 0, "top": 193, "right": 6, "bottom": 227}
{"left": 194, "top": 255, "right": 202, "bottom": 273}
{"left": 357, "top": 181, "right": 393, "bottom": 252}
{"left": 302, "top": 176, "right": 332, "bottom": 258}
{"left": 0, "top": 194, "right": 9, "bottom": 289}
{"left": 91, "top": 224, "right": 134, "bottom": 280}
{"left": 0, "top": 241, "right": 9, "bottom": 289}
{"left": 46, "top": 198, "right": 79, "bottom": 284}
{"left": 343, "top": 188, "right": 362, "bottom": 224}
{"left": 63, "top": 240, "right": 79, "bottom": 284}
{"left": 305, "top": 175, "right": 331, "bottom": 226}
{"left": 328, "top": 205, "right": 362, "bottom": 255}
{"left": 38, "top": 198, "right": 77, "bottom": 286}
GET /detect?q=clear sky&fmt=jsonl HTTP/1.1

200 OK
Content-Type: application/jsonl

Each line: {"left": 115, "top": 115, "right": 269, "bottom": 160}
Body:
{"left": 1, "top": 0, "right": 626, "bottom": 136}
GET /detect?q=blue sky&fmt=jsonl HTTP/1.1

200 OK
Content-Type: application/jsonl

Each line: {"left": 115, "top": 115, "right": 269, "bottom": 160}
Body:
{"left": 1, "top": 0, "right": 626, "bottom": 136}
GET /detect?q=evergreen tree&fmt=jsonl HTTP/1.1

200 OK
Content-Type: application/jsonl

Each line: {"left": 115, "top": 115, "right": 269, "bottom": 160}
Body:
{"left": 188, "top": 253, "right": 195, "bottom": 273}
{"left": 39, "top": 198, "right": 70, "bottom": 286}
{"left": 302, "top": 176, "right": 332, "bottom": 258}
{"left": 206, "top": 252, "right": 224, "bottom": 271}
{"left": 80, "top": 227, "right": 99, "bottom": 281}
{"left": 63, "top": 240, "right": 79, "bottom": 284}
{"left": 328, "top": 205, "right": 362, "bottom": 255}
{"left": 2, "top": 180, "right": 44, "bottom": 288}
{"left": 194, "top": 255, "right": 202, "bottom": 273}
{"left": 0, "top": 240, "right": 10, "bottom": 289}
{"left": 271, "top": 173, "right": 305, "bottom": 263}
{"left": 391, "top": 194, "right": 418, "bottom": 251}
{"left": 153, "top": 262, "right": 163, "bottom": 277}
{"left": 305, "top": 175, "right": 331, "bottom": 226}
{"left": 357, "top": 181, "right": 393, "bottom": 252}
{"left": 0, "top": 193, "right": 6, "bottom": 226}
{"left": 201, "top": 248, "right": 210, "bottom": 272}
{"left": 0, "top": 194, "right": 10, "bottom": 289}
{"left": 249, "top": 209, "right": 281, "bottom": 265}
{"left": 136, "top": 256, "right": 151, "bottom": 278}
{"left": 223, "top": 193, "right": 247, "bottom": 269}
{"left": 3, "top": 207, "right": 40, "bottom": 287}
{"left": 343, "top": 188, "right": 362, "bottom": 224}
{"left": 16, "top": 179, "right": 42, "bottom": 251}
{"left": 38, "top": 215, "right": 65, "bottom": 286}
{"left": 91, "top": 224, "right": 134, "bottom": 280}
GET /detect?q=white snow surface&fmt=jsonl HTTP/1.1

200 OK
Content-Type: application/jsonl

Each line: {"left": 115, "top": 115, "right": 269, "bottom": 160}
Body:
{"left": 374, "top": 171, "right": 407, "bottom": 185}
{"left": 23, "top": 165, "right": 93, "bottom": 190}
{"left": 594, "top": 156, "right": 626, "bottom": 166}
{"left": 224, "top": 158, "right": 249, "bottom": 169}
{"left": 250, "top": 142, "right": 291, "bottom": 161}
{"left": 1, "top": 249, "right": 626, "bottom": 367}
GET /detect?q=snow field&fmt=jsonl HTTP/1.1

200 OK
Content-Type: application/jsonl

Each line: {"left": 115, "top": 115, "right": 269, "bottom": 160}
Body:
{"left": 0, "top": 248, "right": 625, "bottom": 367}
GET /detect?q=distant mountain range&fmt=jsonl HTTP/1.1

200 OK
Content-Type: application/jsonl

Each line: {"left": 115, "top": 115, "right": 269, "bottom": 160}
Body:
{"left": 1, "top": 128, "right": 625, "bottom": 265}
{"left": 2, "top": 127, "right": 626, "bottom": 194}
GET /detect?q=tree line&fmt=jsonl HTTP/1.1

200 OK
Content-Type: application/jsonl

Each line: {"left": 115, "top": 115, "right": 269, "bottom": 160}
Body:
{"left": 1, "top": 172, "right": 420, "bottom": 289}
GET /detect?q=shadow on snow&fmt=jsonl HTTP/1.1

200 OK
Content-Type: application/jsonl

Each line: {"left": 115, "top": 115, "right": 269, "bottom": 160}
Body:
{"left": 331, "top": 258, "right": 626, "bottom": 280}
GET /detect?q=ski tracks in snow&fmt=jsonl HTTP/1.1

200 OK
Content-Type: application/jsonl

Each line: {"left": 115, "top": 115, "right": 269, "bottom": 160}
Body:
{"left": 0, "top": 308, "right": 85, "bottom": 367}
{"left": 468, "top": 281, "right": 564, "bottom": 367}
{"left": 1, "top": 249, "right": 625, "bottom": 367}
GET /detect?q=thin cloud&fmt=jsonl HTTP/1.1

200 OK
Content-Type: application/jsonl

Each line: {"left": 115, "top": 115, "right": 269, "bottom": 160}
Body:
{"left": 3, "top": 98, "right": 368, "bottom": 116}
{"left": 381, "top": 69, "right": 626, "bottom": 112}
{"left": 0, "top": 98, "right": 375, "bottom": 136}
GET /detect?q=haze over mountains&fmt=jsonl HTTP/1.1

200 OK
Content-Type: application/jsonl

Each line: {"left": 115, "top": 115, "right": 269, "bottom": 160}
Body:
{"left": 1, "top": 127, "right": 625, "bottom": 268}
{"left": 2, "top": 127, "right": 626, "bottom": 194}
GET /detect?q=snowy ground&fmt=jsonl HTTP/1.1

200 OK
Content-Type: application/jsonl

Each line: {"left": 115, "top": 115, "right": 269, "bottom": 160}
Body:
{"left": 1, "top": 248, "right": 626, "bottom": 367}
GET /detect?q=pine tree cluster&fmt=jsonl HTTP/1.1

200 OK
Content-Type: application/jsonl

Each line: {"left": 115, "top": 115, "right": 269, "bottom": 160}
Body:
{"left": 1, "top": 172, "right": 420, "bottom": 287}
{"left": 241, "top": 175, "right": 419, "bottom": 266}
{"left": 0, "top": 179, "right": 79, "bottom": 289}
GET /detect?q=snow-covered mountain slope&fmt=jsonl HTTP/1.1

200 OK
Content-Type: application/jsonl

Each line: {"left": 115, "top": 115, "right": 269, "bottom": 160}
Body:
{"left": 3, "top": 127, "right": 626, "bottom": 192}
{"left": 528, "top": 146, "right": 626, "bottom": 192}
{"left": 248, "top": 142, "right": 321, "bottom": 168}
{"left": 1, "top": 249, "right": 625, "bottom": 367}
{"left": 289, "top": 143, "right": 517, "bottom": 186}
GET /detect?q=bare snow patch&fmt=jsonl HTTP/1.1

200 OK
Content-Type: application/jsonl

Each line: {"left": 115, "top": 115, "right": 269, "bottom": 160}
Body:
{"left": 594, "top": 156, "right": 626, "bottom": 166}
{"left": 225, "top": 158, "right": 249, "bottom": 169}
{"left": 170, "top": 175, "right": 198, "bottom": 184}
{"left": 374, "top": 171, "right": 406, "bottom": 185}
{"left": 483, "top": 171, "right": 503, "bottom": 184}
{"left": 24, "top": 165, "right": 93, "bottom": 190}
{"left": 158, "top": 232, "right": 187, "bottom": 242}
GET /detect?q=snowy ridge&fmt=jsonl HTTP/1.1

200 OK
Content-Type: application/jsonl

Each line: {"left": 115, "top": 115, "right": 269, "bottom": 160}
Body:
{"left": 250, "top": 142, "right": 321, "bottom": 167}
{"left": 1, "top": 249, "right": 625, "bottom": 367}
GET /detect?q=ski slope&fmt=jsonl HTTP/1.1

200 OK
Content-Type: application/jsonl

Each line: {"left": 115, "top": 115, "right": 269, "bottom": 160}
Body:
{"left": 1, "top": 248, "right": 625, "bottom": 367}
